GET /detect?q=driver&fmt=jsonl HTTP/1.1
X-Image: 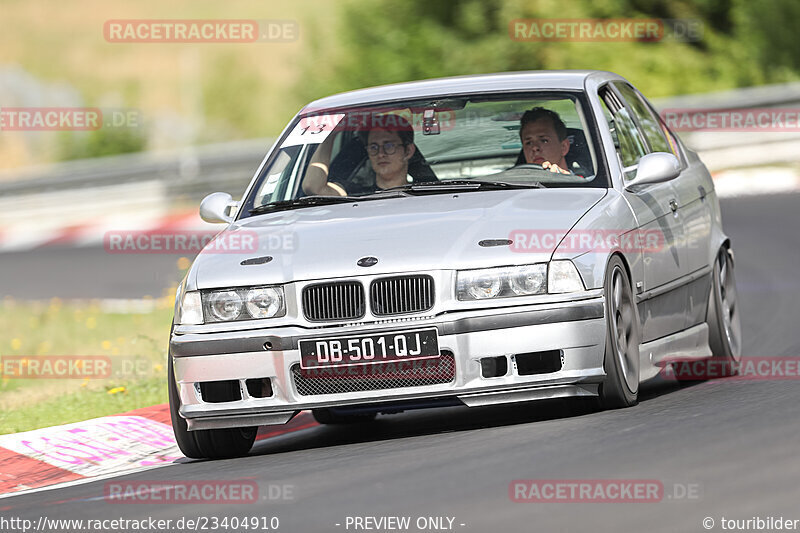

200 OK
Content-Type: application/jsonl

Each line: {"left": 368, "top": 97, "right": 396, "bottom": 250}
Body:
{"left": 519, "top": 107, "right": 571, "bottom": 175}
{"left": 302, "top": 115, "right": 417, "bottom": 196}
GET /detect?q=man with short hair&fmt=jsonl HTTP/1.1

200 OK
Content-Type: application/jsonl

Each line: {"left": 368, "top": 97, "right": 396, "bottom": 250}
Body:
{"left": 519, "top": 107, "right": 571, "bottom": 174}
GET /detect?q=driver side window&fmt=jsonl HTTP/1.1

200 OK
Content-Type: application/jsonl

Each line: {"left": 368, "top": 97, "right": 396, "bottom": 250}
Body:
{"left": 613, "top": 82, "right": 672, "bottom": 155}
{"left": 599, "top": 89, "right": 647, "bottom": 179}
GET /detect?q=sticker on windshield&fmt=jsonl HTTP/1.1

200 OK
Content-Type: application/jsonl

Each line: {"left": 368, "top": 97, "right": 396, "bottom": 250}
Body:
{"left": 282, "top": 113, "right": 346, "bottom": 146}
{"left": 261, "top": 173, "right": 281, "bottom": 195}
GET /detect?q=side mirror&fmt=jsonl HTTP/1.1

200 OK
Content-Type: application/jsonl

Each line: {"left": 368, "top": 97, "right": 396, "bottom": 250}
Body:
{"left": 624, "top": 152, "right": 680, "bottom": 192}
{"left": 199, "top": 192, "right": 238, "bottom": 224}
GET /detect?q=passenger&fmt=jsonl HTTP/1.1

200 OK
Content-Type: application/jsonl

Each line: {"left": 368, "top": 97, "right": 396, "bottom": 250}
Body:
{"left": 519, "top": 107, "right": 572, "bottom": 174}
{"left": 302, "top": 115, "right": 417, "bottom": 196}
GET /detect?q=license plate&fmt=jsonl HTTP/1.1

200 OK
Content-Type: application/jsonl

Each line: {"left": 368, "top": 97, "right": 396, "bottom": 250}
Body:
{"left": 299, "top": 328, "right": 439, "bottom": 369}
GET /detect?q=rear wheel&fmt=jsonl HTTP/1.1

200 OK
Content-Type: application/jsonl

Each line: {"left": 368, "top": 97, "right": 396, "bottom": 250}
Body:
{"left": 705, "top": 246, "right": 742, "bottom": 375}
{"left": 168, "top": 352, "right": 256, "bottom": 459}
{"left": 598, "top": 256, "right": 641, "bottom": 409}
{"left": 312, "top": 408, "right": 377, "bottom": 425}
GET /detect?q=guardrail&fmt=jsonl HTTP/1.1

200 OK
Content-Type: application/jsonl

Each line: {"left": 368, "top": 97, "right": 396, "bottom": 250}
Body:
{"left": 1, "top": 81, "right": 799, "bottom": 210}
{"left": 652, "top": 82, "right": 800, "bottom": 170}
{"left": 0, "top": 138, "right": 273, "bottom": 202}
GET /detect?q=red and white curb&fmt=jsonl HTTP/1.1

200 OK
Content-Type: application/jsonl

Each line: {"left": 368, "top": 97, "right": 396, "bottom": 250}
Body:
{"left": 0, "top": 209, "right": 212, "bottom": 254}
{"left": 0, "top": 405, "right": 317, "bottom": 498}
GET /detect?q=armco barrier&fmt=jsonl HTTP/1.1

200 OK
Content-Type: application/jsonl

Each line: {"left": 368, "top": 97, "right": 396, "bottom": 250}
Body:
{"left": 1, "top": 82, "right": 800, "bottom": 217}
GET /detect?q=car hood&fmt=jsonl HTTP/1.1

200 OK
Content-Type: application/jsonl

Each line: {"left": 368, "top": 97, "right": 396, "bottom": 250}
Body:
{"left": 192, "top": 188, "right": 607, "bottom": 289}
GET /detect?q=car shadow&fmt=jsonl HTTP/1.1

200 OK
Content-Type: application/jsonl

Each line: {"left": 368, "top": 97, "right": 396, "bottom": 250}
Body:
{"left": 245, "top": 377, "right": 688, "bottom": 458}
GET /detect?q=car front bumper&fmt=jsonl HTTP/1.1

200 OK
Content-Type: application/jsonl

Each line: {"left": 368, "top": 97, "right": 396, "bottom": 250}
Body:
{"left": 170, "top": 295, "right": 607, "bottom": 431}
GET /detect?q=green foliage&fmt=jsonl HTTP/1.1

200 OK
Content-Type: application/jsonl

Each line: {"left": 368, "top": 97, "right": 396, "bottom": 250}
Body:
{"left": 57, "top": 125, "right": 147, "bottom": 161}
{"left": 202, "top": 53, "right": 270, "bottom": 141}
{"left": 732, "top": 0, "right": 800, "bottom": 81}
{"left": 296, "top": 0, "right": 800, "bottom": 103}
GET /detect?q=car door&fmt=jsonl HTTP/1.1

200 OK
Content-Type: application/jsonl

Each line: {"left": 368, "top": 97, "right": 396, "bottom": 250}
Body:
{"left": 613, "top": 82, "right": 714, "bottom": 332}
{"left": 598, "top": 85, "right": 688, "bottom": 344}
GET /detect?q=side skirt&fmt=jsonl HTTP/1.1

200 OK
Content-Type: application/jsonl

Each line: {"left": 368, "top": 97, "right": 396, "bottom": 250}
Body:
{"left": 639, "top": 323, "right": 712, "bottom": 381}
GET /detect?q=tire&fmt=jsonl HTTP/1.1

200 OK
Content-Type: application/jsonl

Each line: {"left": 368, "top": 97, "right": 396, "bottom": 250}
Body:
{"left": 311, "top": 408, "right": 377, "bottom": 425}
{"left": 168, "top": 352, "right": 257, "bottom": 459}
{"left": 597, "top": 256, "right": 641, "bottom": 409}
{"left": 705, "top": 246, "right": 742, "bottom": 375}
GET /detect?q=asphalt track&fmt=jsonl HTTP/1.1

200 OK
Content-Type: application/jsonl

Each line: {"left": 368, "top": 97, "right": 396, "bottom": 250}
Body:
{"left": 0, "top": 246, "right": 189, "bottom": 300}
{"left": 3, "top": 192, "right": 800, "bottom": 532}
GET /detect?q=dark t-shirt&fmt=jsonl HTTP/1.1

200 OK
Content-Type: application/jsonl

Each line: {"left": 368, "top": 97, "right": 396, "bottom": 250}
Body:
{"left": 331, "top": 174, "right": 414, "bottom": 196}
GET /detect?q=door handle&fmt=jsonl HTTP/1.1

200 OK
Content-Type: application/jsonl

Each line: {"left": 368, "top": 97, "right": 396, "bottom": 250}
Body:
{"left": 669, "top": 199, "right": 678, "bottom": 213}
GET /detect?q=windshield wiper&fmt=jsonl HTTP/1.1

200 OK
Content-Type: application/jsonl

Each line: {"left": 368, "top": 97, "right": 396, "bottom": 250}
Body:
{"left": 248, "top": 190, "right": 413, "bottom": 215}
{"left": 249, "top": 181, "right": 539, "bottom": 214}
{"left": 356, "top": 189, "right": 413, "bottom": 199}
{"left": 383, "top": 180, "right": 544, "bottom": 193}
{"left": 249, "top": 196, "right": 360, "bottom": 214}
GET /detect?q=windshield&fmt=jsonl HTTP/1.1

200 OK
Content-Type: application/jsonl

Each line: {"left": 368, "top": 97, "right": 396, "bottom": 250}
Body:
{"left": 240, "top": 92, "right": 607, "bottom": 218}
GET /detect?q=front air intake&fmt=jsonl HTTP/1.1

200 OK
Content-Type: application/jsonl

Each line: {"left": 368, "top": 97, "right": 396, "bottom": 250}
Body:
{"left": 515, "top": 350, "right": 563, "bottom": 376}
{"left": 199, "top": 380, "right": 241, "bottom": 403}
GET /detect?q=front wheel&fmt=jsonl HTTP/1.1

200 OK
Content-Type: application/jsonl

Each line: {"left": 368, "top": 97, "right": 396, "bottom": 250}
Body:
{"left": 168, "top": 352, "right": 256, "bottom": 459}
{"left": 597, "top": 256, "right": 641, "bottom": 409}
{"left": 706, "top": 246, "right": 742, "bottom": 374}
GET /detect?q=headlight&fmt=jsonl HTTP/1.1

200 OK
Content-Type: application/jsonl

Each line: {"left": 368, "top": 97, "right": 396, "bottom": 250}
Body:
{"left": 548, "top": 260, "right": 585, "bottom": 293}
{"left": 457, "top": 269, "right": 503, "bottom": 300}
{"left": 177, "top": 290, "right": 203, "bottom": 325}
{"left": 457, "top": 264, "right": 547, "bottom": 300}
{"left": 509, "top": 265, "right": 548, "bottom": 295}
{"left": 207, "top": 290, "right": 243, "bottom": 321}
{"left": 201, "top": 286, "right": 286, "bottom": 323}
{"left": 245, "top": 287, "right": 284, "bottom": 319}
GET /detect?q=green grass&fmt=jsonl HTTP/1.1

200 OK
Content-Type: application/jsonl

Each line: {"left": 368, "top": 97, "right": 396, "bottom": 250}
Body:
{"left": 0, "top": 298, "right": 174, "bottom": 360}
{"left": 0, "top": 298, "right": 175, "bottom": 434}
{"left": 0, "top": 376, "right": 167, "bottom": 434}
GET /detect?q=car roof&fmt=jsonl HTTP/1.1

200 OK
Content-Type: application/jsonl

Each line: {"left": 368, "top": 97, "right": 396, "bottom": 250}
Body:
{"left": 301, "top": 70, "right": 625, "bottom": 114}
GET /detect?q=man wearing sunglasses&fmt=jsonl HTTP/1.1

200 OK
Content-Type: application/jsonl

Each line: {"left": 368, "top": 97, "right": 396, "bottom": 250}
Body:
{"left": 302, "top": 115, "right": 416, "bottom": 196}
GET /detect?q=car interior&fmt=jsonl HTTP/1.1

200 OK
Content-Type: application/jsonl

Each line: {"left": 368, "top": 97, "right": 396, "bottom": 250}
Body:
{"left": 513, "top": 127, "right": 594, "bottom": 177}
{"left": 327, "top": 132, "right": 439, "bottom": 190}
{"left": 287, "top": 98, "right": 600, "bottom": 201}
